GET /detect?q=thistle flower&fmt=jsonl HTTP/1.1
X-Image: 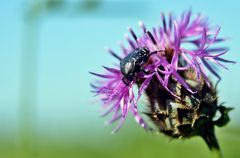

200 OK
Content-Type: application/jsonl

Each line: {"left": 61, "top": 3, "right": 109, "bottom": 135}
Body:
{"left": 90, "top": 10, "right": 235, "bottom": 154}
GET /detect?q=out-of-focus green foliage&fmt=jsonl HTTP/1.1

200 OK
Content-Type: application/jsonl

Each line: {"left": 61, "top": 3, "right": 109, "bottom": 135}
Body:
{"left": 23, "top": 0, "right": 102, "bottom": 21}
{"left": 80, "top": 0, "right": 101, "bottom": 11}
{"left": 1, "top": 127, "right": 239, "bottom": 158}
{"left": 45, "top": 0, "right": 65, "bottom": 11}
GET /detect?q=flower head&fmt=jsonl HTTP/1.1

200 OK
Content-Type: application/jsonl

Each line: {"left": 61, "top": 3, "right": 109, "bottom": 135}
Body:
{"left": 90, "top": 10, "right": 235, "bottom": 135}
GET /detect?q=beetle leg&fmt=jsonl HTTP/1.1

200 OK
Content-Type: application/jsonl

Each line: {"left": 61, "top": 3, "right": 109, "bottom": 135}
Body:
{"left": 141, "top": 67, "right": 151, "bottom": 75}
{"left": 122, "top": 77, "right": 130, "bottom": 86}
{"left": 150, "top": 50, "right": 165, "bottom": 56}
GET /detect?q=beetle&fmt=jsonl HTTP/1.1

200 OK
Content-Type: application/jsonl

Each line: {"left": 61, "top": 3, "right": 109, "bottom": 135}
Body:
{"left": 120, "top": 47, "right": 152, "bottom": 85}
{"left": 115, "top": 30, "right": 163, "bottom": 85}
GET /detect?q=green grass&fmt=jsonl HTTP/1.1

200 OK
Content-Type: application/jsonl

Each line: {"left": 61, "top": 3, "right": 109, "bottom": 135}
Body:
{"left": 0, "top": 127, "right": 239, "bottom": 158}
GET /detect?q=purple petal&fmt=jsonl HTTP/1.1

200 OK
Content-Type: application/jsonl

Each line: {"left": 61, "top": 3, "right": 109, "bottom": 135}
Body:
{"left": 184, "top": 9, "right": 192, "bottom": 27}
{"left": 181, "top": 51, "right": 194, "bottom": 65}
{"left": 131, "top": 105, "right": 148, "bottom": 129}
{"left": 89, "top": 72, "right": 114, "bottom": 79}
{"left": 128, "top": 27, "right": 138, "bottom": 44}
{"left": 101, "top": 100, "right": 120, "bottom": 117}
{"left": 205, "top": 49, "right": 229, "bottom": 58}
{"left": 174, "top": 21, "right": 180, "bottom": 51}
{"left": 102, "top": 66, "right": 121, "bottom": 74}
{"left": 119, "top": 43, "right": 129, "bottom": 55}
{"left": 90, "top": 83, "right": 99, "bottom": 89}
{"left": 171, "top": 49, "right": 179, "bottom": 68}
{"left": 201, "top": 59, "right": 221, "bottom": 80}
{"left": 215, "top": 57, "right": 236, "bottom": 63}
{"left": 155, "top": 72, "right": 180, "bottom": 99}
{"left": 121, "top": 97, "right": 128, "bottom": 118}
{"left": 161, "top": 12, "right": 167, "bottom": 32}
{"left": 199, "top": 27, "right": 207, "bottom": 50}
{"left": 106, "top": 48, "right": 122, "bottom": 61}
{"left": 137, "top": 75, "right": 153, "bottom": 101}
{"left": 207, "top": 58, "right": 228, "bottom": 70}
{"left": 139, "top": 21, "right": 147, "bottom": 33}
{"left": 198, "top": 62, "right": 211, "bottom": 87}
{"left": 125, "top": 34, "right": 136, "bottom": 49}
{"left": 105, "top": 114, "right": 121, "bottom": 125}
{"left": 168, "top": 12, "right": 173, "bottom": 31}
{"left": 205, "top": 27, "right": 221, "bottom": 50}
{"left": 173, "top": 71, "right": 196, "bottom": 94}
{"left": 177, "top": 65, "right": 191, "bottom": 71}
{"left": 163, "top": 74, "right": 170, "bottom": 87}
{"left": 111, "top": 116, "right": 127, "bottom": 134}
{"left": 206, "top": 47, "right": 228, "bottom": 53}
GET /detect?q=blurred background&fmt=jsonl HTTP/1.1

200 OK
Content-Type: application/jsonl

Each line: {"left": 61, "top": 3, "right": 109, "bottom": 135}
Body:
{"left": 0, "top": 0, "right": 239, "bottom": 158}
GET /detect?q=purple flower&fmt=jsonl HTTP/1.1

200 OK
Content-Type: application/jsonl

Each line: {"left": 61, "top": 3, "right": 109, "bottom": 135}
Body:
{"left": 90, "top": 10, "right": 235, "bottom": 133}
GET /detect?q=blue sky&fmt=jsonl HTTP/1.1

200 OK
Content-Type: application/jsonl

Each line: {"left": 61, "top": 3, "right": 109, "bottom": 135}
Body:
{"left": 0, "top": 0, "right": 239, "bottom": 136}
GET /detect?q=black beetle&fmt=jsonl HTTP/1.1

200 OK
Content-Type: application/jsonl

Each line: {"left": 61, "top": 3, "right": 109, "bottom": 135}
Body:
{"left": 120, "top": 47, "right": 152, "bottom": 85}
{"left": 119, "top": 30, "right": 164, "bottom": 85}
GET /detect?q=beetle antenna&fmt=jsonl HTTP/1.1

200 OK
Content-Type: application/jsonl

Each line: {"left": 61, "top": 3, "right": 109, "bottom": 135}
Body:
{"left": 128, "top": 27, "right": 139, "bottom": 46}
